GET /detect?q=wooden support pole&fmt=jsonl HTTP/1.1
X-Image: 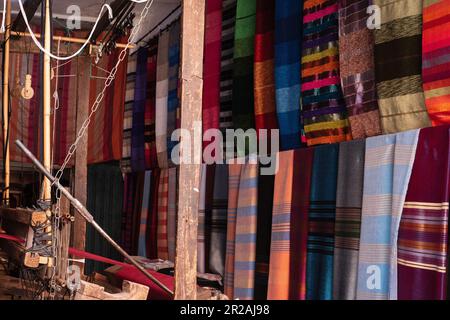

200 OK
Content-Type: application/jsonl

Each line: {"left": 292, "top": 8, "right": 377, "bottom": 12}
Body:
{"left": 174, "top": 0, "right": 205, "bottom": 300}
{"left": 72, "top": 56, "right": 90, "bottom": 274}
{"left": 2, "top": 0, "right": 11, "bottom": 205}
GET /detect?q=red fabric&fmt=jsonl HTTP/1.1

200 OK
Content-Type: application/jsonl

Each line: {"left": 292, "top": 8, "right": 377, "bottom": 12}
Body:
{"left": 202, "top": 0, "right": 223, "bottom": 151}
{"left": 289, "top": 148, "right": 314, "bottom": 300}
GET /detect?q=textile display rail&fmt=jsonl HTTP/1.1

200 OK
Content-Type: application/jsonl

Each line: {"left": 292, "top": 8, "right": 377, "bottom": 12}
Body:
{"left": 14, "top": 139, "right": 174, "bottom": 297}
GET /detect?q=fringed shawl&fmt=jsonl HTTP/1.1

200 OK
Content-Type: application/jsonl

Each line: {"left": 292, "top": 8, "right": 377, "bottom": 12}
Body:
{"left": 156, "top": 169, "right": 169, "bottom": 260}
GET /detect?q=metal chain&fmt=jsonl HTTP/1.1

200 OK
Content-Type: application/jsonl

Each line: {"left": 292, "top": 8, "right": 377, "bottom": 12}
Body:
{"left": 52, "top": 0, "right": 155, "bottom": 186}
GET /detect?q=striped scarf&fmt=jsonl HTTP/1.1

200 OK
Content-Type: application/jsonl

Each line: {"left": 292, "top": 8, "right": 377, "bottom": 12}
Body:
{"left": 220, "top": 0, "right": 237, "bottom": 131}
{"left": 87, "top": 50, "right": 127, "bottom": 164}
{"left": 233, "top": 0, "right": 257, "bottom": 134}
{"left": 167, "top": 167, "right": 178, "bottom": 262}
{"left": 422, "top": 0, "right": 450, "bottom": 126}
{"left": 301, "top": 0, "right": 351, "bottom": 147}
{"left": 338, "top": 0, "right": 381, "bottom": 139}
{"left": 333, "top": 139, "right": 365, "bottom": 300}
{"left": 274, "top": 0, "right": 303, "bottom": 150}
{"left": 398, "top": 125, "right": 450, "bottom": 300}
{"left": 156, "top": 31, "right": 170, "bottom": 169}
{"left": 145, "top": 39, "right": 159, "bottom": 169}
{"left": 131, "top": 48, "right": 149, "bottom": 172}
{"left": 167, "top": 21, "right": 181, "bottom": 163}
{"left": 254, "top": 0, "right": 278, "bottom": 133}
{"left": 137, "top": 171, "right": 152, "bottom": 257}
{"left": 357, "top": 130, "right": 419, "bottom": 300}
{"left": 121, "top": 173, "right": 136, "bottom": 254}
{"left": 374, "top": 0, "right": 430, "bottom": 134}
{"left": 147, "top": 169, "right": 160, "bottom": 259}
{"left": 121, "top": 54, "right": 137, "bottom": 172}
{"left": 157, "top": 169, "right": 169, "bottom": 260}
{"left": 203, "top": 0, "right": 223, "bottom": 150}
{"left": 306, "top": 144, "right": 339, "bottom": 300}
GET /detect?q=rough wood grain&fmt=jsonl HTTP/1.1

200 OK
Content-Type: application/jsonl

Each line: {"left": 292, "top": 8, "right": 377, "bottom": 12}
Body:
{"left": 174, "top": 0, "right": 205, "bottom": 300}
{"left": 75, "top": 280, "right": 149, "bottom": 300}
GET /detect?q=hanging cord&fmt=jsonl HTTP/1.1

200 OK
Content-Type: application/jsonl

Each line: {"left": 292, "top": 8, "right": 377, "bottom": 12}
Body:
{"left": 50, "top": 39, "right": 62, "bottom": 171}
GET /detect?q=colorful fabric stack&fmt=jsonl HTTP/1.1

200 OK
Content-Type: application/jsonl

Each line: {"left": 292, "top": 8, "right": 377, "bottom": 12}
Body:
{"left": 232, "top": 0, "right": 257, "bottom": 134}
{"left": 145, "top": 39, "right": 159, "bottom": 169}
{"left": 254, "top": 0, "right": 278, "bottom": 133}
{"left": 422, "top": 0, "right": 450, "bottom": 126}
{"left": 224, "top": 164, "right": 243, "bottom": 298}
{"left": 137, "top": 171, "right": 152, "bottom": 257}
{"left": 267, "top": 151, "right": 293, "bottom": 300}
{"left": 373, "top": 0, "right": 430, "bottom": 134}
{"left": 306, "top": 144, "right": 339, "bottom": 300}
{"left": 357, "top": 130, "right": 419, "bottom": 300}
{"left": 220, "top": 0, "right": 237, "bottom": 131}
{"left": 290, "top": 148, "right": 314, "bottom": 300}
{"left": 87, "top": 50, "right": 127, "bottom": 164}
{"left": 131, "top": 48, "right": 149, "bottom": 172}
{"left": 254, "top": 165, "right": 274, "bottom": 299}
{"left": 398, "top": 126, "right": 450, "bottom": 300}
{"left": 333, "top": 139, "right": 365, "bottom": 300}
{"left": 301, "top": 0, "right": 350, "bottom": 146}
{"left": 203, "top": 0, "right": 223, "bottom": 148}
{"left": 156, "top": 30, "right": 170, "bottom": 169}
{"left": 274, "top": 0, "right": 303, "bottom": 150}
{"left": 338, "top": 0, "right": 381, "bottom": 139}
{"left": 121, "top": 53, "right": 137, "bottom": 172}
{"left": 233, "top": 162, "right": 259, "bottom": 300}
{"left": 207, "top": 165, "right": 229, "bottom": 276}
{"left": 167, "top": 167, "right": 178, "bottom": 262}
{"left": 167, "top": 21, "right": 181, "bottom": 162}
{"left": 157, "top": 169, "right": 169, "bottom": 260}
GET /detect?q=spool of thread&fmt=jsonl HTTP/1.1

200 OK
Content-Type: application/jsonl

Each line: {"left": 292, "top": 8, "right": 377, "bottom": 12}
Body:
{"left": 21, "top": 74, "right": 34, "bottom": 100}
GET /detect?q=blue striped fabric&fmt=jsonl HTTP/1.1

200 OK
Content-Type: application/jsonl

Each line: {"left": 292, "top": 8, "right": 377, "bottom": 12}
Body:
{"left": 274, "top": 0, "right": 303, "bottom": 150}
{"left": 306, "top": 144, "right": 339, "bottom": 300}
{"left": 167, "top": 20, "right": 181, "bottom": 161}
{"left": 356, "top": 130, "right": 419, "bottom": 300}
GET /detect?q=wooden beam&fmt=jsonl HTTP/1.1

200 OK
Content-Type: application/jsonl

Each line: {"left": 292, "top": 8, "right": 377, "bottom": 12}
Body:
{"left": 72, "top": 55, "right": 90, "bottom": 275}
{"left": 11, "top": 0, "right": 42, "bottom": 33}
{"left": 2, "top": 0, "right": 11, "bottom": 205}
{"left": 174, "top": 0, "right": 205, "bottom": 300}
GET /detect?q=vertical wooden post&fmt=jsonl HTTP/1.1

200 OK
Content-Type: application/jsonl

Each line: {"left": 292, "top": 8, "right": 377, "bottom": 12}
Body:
{"left": 174, "top": 0, "right": 205, "bottom": 300}
{"left": 72, "top": 56, "right": 90, "bottom": 274}
{"left": 2, "top": 0, "right": 11, "bottom": 205}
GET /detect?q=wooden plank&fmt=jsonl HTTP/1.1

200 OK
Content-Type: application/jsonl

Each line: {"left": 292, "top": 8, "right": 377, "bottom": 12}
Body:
{"left": 174, "top": 0, "right": 205, "bottom": 300}
{"left": 0, "top": 207, "right": 45, "bottom": 225}
{"left": 72, "top": 55, "right": 90, "bottom": 275}
{"left": 75, "top": 280, "right": 149, "bottom": 300}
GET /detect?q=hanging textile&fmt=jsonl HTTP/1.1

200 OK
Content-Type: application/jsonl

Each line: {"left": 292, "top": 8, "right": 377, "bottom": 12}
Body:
{"left": 220, "top": 0, "right": 237, "bottom": 131}
{"left": 290, "top": 148, "right": 314, "bottom": 300}
{"left": 121, "top": 172, "right": 140, "bottom": 254}
{"left": 131, "top": 48, "right": 149, "bottom": 172}
{"left": 156, "top": 30, "right": 170, "bottom": 169}
{"left": 207, "top": 164, "right": 229, "bottom": 276}
{"left": 87, "top": 50, "right": 127, "bottom": 164}
{"left": 232, "top": 0, "right": 257, "bottom": 134}
{"left": 398, "top": 125, "right": 450, "bottom": 300}
{"left": 157, "top": 169, "right": 169, "bottom": 260}
{"left": 333, "top": 139, "right": 365, "bottom": 300}
{"left": 267, "top": 151, "right": 293, "bottom": 300}
{"left": 203, "top": 0, "right": 223, "bottom": 149}
{"left": 224, "top": 164, "right": 242, "bottom": 298}
{"left": 338, "top": 0, "right": 381, "bottom": 139}
{"left": 306, "top": 144, "right": 339, "bottom": 300}
{"left": 86, "top": 162, "right": 123, "bottom": 274}
{"left": 357, "top": 130, "right": 419, "bottom": 300}
{"left": 254, "top": 0, "right": 278, "bottom": 133}
{"left": 147, "top": 169, "right": 160, "bottom": 259}
{"left": 137, "top": 171, "right": 152, "bottom": 257}
{"left": 301, "top": 0, "right": 350, "bottom": 147}
{"left": 374, "top": 0, "right": 430, "bottom": 134}
{"left": 167, "top": 21, "right": 181, "bottom": 162}
{"left": 167, "top": 167, "right": 177, "bottom": 262}
{"left": 198, "top": 164, "right": 207, "bottom": 273}
{"left": 121, "top": 53, "right": 137, "bottom": 172}
{"left": 422, "top": 0, "right": 450, "bottom": 126}
{"left": 145, "top": 39, "right": 159, "bottom": 169}
{"left": 233, "top": 162, "right": 258, "bottom": 300}
{"left": 274, "top": 0, "right": 303, "bottom": 150}
{"left": 254, "top": 165, "right": 274, "bottom": 299}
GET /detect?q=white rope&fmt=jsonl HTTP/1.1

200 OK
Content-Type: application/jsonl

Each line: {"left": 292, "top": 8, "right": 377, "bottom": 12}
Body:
{"left": 1, "top": 0, "right": 150, "bottom": 61}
